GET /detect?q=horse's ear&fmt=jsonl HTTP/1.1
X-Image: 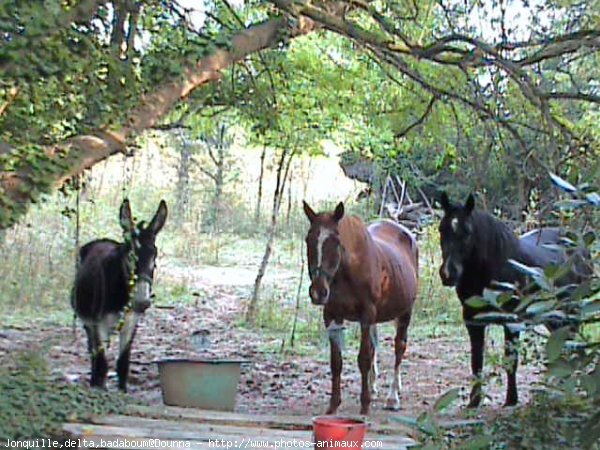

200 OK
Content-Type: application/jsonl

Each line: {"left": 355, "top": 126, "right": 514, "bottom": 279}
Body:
{"left": 465, "top": 194, "right": 475, "bottom": 215}
{"left": 149, "top": 200, "right": 168, "bottom": 235}
{"left": 303, "top": 201, "right": 317, "bottom": 223}
{"left": 119, "top": 199, "right": 134, "bottom": 232}
{"left": 333, "top": 202, "right": 345, "bottom": 222}
{"left": 440, "top": 192, "right": 450, "bottom": 212}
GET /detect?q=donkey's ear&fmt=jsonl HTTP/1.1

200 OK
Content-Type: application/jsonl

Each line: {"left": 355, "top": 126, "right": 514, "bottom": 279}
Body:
{"left": 440, "top": 192, "right": 450, "bottom": 212}
{"left": 333, "top": 202, "right": 345, "bottom": 222}
{"left": 465, "top": 194, "right": 475, "bottom": 215}
{"left": 303, "top": 201, "right": 317, "bottom": 223}
{"left": 149, "top": 200, "right": 168, "bottom": 235}
{"left": 119, "top": 199, "right": 134, "bottom": 232}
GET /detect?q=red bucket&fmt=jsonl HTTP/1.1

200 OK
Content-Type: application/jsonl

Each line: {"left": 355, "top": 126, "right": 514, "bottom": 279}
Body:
{"left": 312, "top": 416, "right": 368, "bottom": 449}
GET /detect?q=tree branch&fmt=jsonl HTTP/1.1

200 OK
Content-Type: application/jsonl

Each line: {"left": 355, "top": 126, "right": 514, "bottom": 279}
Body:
{"left": 0, "top": 17, "right": 308, "bottom": 229}
{"left": 394, "top": 95, "right": 437, "bottom": 139}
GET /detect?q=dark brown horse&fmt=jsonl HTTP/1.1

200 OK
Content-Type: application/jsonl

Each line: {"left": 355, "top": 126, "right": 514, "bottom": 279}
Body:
{"left": 72, "top": 199, "right": 167, "bottom": 392}
{"left": 303, "top": 201, "right": 419, "bottom": 415}
{"left": 438, "top": 192, "right": 590, "bottom": 407}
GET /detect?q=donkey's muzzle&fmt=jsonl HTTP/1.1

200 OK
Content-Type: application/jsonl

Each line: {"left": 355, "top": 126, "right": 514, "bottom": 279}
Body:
{"left": 132, "top": 279, "right": 152, "bottom": 313}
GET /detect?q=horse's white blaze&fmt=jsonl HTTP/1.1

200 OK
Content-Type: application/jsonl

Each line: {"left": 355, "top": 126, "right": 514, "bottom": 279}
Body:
{"left": 442, "top": 256, "right": 452, "bottom": 279}
{"left": 443, "top": 254, "right": 463, "bottom": 281}
{"left": 119, "top": 310, "right": 141, "bottom": 354}
{"left": 316, "top": 227, "right": 333, "bottom": 268}
{"left": 451, "top": 217, "right": 459, "bottom": 232}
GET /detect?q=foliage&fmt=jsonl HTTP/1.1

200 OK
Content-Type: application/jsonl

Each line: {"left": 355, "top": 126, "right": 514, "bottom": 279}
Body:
{"left": 401, "top": 173, "right": 600, "bottom": 449}
{"left": 0, "top": 350, "right": 130, "bottom": 439}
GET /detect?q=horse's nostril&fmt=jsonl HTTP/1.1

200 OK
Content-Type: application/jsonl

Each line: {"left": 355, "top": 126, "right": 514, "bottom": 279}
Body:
{"left": 319, "top": 288, "right": 328, "bottom": 298}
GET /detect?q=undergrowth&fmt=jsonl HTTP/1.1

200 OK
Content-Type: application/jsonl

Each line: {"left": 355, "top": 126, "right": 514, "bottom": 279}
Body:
{"left": 0, "top": 350, "right": 132, "bottom": 440}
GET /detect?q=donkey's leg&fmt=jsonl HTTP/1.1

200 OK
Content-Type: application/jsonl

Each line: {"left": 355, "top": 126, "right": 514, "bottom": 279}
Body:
{"left": 326, "top": 321, "right": 344, "bottom": 415}
{"left": 466, "top": 324, "right": 486, "bottom": 408}
{"left": 87, "top": 324, "right": 108, "bottom": 389}
{"left": 368, "top": 324, "right": 379, "bottom": 396}
{"left": 503, "top": 326, "right": 520, "bottom": 406}
{"left": 358, "top": 323, "right": 375, "bottom": 415}
{"left": 117, "top": 310, "right": 141, "bottom": 393}
{"left": 385, "top": 315, "right": 410, "bottom": 410}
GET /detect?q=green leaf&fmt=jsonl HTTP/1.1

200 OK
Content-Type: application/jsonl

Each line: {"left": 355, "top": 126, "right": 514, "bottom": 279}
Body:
{"left": 457, "top": 434, "right": 493, "bottom": 450}
{"left": 547, "top": 359, "right": 574, "bottom": 378}
{"left": 473, "top": 312, "right": 519, "bottom": 323}
{"left": 546, "top": 327, "right": 570, "bottom": 363}
{"left": 555, "top": 199, "right": 589, "bottom": 210}
{"left": 549, "top": 172, "right": 577, "bottom": 192}
{"left": 509, "top": 259, "right": 542, "bottom": 278}
{"left": 585, "top": 192, "right": 600, "bottom": 206}
{"left": 433, "top": 387, "right": 460, "bottom": 413}
{"left": 526, "top": 300, "right": 557, "bottom": 316}
{"left": 465, "top": 297, "right": 489, "bottom": 308}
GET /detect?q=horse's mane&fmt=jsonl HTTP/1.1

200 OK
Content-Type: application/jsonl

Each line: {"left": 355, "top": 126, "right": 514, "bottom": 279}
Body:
{"left": 338, "top": 215, "right": 371, "bottom": 258}
{"left": 470, "top": 210, "right": 520, "bottom": 275}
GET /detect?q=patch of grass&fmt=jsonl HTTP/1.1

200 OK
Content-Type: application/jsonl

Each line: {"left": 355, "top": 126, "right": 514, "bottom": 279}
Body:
{"left": 0, "top": 350, "right": 134, "bottom": 440}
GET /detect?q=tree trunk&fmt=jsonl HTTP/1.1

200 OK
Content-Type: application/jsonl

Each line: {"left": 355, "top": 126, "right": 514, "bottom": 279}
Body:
{"left": 290, "top": 255, "right": 305, "bottom": 348}
{"left": 255, "top": 145, "right": 267, "bottom": 226}
{"left": 246, "top": 147, "right": 296, "bottom": 324}
{"left": 175, "top": 134, "right": 193, "bottom": 225}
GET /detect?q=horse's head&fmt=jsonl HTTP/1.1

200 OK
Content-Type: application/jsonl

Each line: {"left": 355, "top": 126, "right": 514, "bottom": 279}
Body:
{"left": 303, "top": 201, "right": 345, "bottom": 305}
{"left": 119, "top": 199, "right": 168, "bottom": 313}
{"left": 438, "top": 192, "right": 476, "bottom": 286}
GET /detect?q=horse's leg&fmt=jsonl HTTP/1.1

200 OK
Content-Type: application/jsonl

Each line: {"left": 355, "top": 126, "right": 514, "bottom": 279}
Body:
{"left": 326, "top": 321, "right": 344, "bottom": 414}
{"left": 117, "top": 310, "right": 141, "bottom": 393}
{"left": 385, "top": 315, "right": 410, "bottom": 410}
{"left": 368, "top": 324, "right": 379, "bottom": 396}
{"left": 358, "top": 323, "right": 374, "bottom": 415}
{"left": 466, "top": 324, "right": 485, "bottom": 408}
{"left": 503, "top": 326, "right": 520, "bottom": 406}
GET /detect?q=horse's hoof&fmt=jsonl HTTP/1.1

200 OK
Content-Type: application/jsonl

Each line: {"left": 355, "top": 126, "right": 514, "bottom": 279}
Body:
{"left": 503, "top": 399, "right": 518, "bottom": 407}
{"left": 360, "top": 408, "right": 370, "bottom": 415}
{"left": 383, "top": 402, "right": 401, "bottom": 411}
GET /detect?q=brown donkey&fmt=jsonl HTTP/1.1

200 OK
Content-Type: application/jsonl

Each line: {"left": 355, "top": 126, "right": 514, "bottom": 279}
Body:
{"left": 303, "top": 201, "right": 418, "bottom": 415}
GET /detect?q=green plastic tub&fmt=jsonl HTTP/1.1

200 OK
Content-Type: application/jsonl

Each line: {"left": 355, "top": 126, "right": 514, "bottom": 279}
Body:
{"left": 157, "top": 359, "right": 247, "bottom": 411}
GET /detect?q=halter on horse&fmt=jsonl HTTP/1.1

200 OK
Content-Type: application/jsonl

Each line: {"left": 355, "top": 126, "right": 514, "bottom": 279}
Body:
{"left": 303, "top": 201, "right": 418, "bottom": 414}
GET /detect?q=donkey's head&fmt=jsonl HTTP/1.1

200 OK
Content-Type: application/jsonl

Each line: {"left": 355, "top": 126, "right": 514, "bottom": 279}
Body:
{"left": 303, "top": 201, "right": 345, "bottom": 305}
{"left": 119, "top": 199, "right": 168, "bottom": 313}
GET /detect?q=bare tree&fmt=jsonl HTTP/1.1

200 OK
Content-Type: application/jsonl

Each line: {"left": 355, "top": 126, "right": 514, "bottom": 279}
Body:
{"left": 246, "top": 145, "right": 297, "bottom": 324}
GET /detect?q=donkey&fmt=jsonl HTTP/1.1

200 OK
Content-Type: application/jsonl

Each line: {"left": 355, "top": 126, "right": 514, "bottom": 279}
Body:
{"left": 303, "top": 201, "right": 418, "bottom": 415}
{"left": 72, "top": 199, "right": 167, "bottom": 392}
{"left": 438, "top": 192, "right": 589, "bottom": 407}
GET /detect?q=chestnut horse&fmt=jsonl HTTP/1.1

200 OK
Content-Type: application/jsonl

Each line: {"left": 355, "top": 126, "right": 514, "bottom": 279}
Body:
{"left": 303, "top": 201, "right": 418, "bottom": 415}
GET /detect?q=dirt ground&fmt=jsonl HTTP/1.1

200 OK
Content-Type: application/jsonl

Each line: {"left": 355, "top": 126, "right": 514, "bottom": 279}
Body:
{"left": 0, "top": 261, "right": 545, "bottom": 428}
